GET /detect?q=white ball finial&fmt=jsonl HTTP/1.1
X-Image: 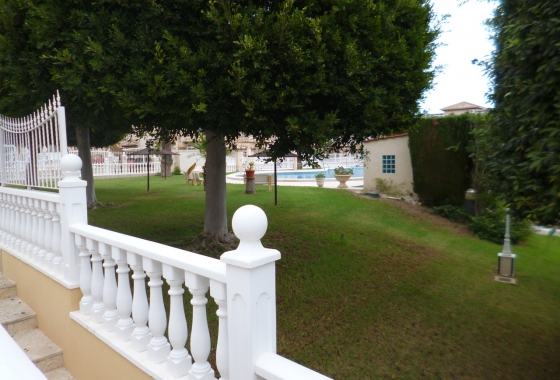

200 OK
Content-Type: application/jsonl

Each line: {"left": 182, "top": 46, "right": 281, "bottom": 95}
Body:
{"left": 232, "top": 205, "right": 268, "bottom": 243}
{"left": 60, "top": 154, "right": 82, "bottom": 177}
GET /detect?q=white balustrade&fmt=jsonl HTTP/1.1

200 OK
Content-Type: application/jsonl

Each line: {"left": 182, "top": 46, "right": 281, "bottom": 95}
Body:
{"left": 0, "top": 152, "right": 332, "bottom": 380}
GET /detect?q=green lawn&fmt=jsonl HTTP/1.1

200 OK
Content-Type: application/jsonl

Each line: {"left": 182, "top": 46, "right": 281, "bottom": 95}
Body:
{"left": 89, "top": 175, "right": 560, "bottom": 379}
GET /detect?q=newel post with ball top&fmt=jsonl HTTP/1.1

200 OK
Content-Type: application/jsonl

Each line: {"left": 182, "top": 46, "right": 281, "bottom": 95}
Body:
{"left": 220, "top": 205, "right": 281, "bottom": 380}
{"left": 58, "top": 154, "right": 88, "bottom": 285}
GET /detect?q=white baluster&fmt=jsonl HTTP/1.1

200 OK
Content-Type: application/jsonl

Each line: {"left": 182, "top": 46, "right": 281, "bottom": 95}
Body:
{"left": 9, "top": 195, "right": 18, "bottom": 249}
{"left": 113, "top": 248, "right": 134, "bottom": 341}
{"left": 0, "top": 194, "right": 6, "bottom": 245}
{"left": 75, "top": 235, "right": 93, "bottom": 315}
{"left": 185, "top": 272, "right": 214, "bottom": 380}
{"left": 144, "top": 257, "right": 170, "bottom": 364}
{"left": 129, "top": 252, "right": 152, "bottom": 352}
{"left": 32, "top": 199, "right": 44, "bottom": 261}
{"left": 100, "top": 243, "right": 118, "bottom": 331}
{"left": 14, "top": 196, "right": 22, "bottom": 252}
{"left": 6, "top": 195, "right": 14, "bottom": 247}
{"left": 37, "top": 200, "right": 48, "bottom": 264}
{"left": 163, "top": 265, "right": 192, "bottom": 377}
{"left": 18, "top": 197, "right": 28, "bottom": 255}
{"left": 51, "top": 204, "right": 62, "bottom": 274}
{"left": 22, "top": 197, "right": 32, "bottom": 258}
{"left": 26, "top": 198, "right": 38, "bottom": 258}
{"left": 87, "top": 238, "right": 106, "bottom": 323}
{"left": 43, "top": 201, "right": 54, "bottom": 269}
{"left": 14, "top": 197, "right": 25, "bottom": 252}
{"left": 0, "top": 194, "right": 5, "bottom": 245}
{"left": 210, "top": 280, "right": 229, "bottom": 380}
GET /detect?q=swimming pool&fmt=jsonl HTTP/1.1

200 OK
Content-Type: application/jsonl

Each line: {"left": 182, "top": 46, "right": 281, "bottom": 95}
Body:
{"left": 234, "top": 167, "right": 364, "bottom": 180}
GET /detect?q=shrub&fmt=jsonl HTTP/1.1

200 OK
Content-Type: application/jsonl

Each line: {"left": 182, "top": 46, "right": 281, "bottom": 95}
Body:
{"left": 315, "top": 173, "right": 326, "bottom": 179}
{"left": 468, "top": 207, "right": 532, "bottom": 244}
{"left": 431, "top": 205, "right": 471, "bottom": 223}
{"left": 172, "top": 166, "right": 182, "bottom": 175}
{"left": 374, "top": 178, "right": 405, "bottom": 197}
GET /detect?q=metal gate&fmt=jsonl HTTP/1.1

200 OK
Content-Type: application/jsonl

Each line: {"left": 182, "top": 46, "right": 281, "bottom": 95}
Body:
{"left": 0, "top": 92, "right": 67, "bottom": 189}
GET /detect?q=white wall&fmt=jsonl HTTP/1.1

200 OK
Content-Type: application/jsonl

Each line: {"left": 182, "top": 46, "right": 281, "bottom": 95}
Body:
{"left": 363, "top": 135, "right": 414, "bottom": 195}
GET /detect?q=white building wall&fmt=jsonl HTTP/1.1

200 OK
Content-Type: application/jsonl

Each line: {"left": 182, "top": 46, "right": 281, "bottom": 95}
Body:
{"left": 363, "top": 135, "right": 414, "bottom": 195}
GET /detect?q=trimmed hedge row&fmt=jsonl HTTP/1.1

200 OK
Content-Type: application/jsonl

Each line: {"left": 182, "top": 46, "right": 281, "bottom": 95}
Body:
{"left": 408, "top": 114, "right": 483, "bottom": 206}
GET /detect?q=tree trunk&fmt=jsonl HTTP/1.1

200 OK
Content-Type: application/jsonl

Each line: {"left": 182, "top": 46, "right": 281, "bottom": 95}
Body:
{"left": 203, "top": 129, "right": 228, "bottom": 238}
{"left": 162, "top": 140, "right": 173, "bottom": 178}
{"left": 75, "top": 126, "right": 98, "bottom": 205}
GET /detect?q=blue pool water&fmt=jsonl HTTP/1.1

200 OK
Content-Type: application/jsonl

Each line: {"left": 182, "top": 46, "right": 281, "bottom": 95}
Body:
{"left": 237, "top": 167, "right": 364, "bottom": 180}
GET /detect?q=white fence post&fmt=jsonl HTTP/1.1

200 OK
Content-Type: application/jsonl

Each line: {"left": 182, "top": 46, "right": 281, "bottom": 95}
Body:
{"left": 58, "top": 154, "right": 87, "bottom": 284}
{"left": 220, "top": 205, "right": 281, "bottom": 380}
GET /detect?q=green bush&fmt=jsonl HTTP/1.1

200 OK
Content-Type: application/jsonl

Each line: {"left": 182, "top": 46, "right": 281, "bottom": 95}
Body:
{"left": 431, "top": 205, "right": 471, "bottom": 223}
{"left": 172, "top": 166, "right": 182, "bottom": 175}
{"left": 374, "top": 178, "right": 405, "bottom": 197}
{"left": 468, "top": 207, "right": 532, "bottom": 245}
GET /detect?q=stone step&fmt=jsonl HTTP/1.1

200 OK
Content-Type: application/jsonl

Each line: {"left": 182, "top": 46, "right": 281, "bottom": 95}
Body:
{"left": 0, "top": 296, "right": 37, "bottom": 336}
{"left": 0, "top": 273, "right": 17, "bottom": 300}
{"left": 13, "top": 328, "right": 64, "bottom": 373}
{"left": 44, "top": 367, "right": 76, "bottom": 380}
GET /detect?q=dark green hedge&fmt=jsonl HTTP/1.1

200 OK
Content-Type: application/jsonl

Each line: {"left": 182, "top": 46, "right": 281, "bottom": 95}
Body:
{"left": 408, "top": 114, "right": 482, "bottom": 206}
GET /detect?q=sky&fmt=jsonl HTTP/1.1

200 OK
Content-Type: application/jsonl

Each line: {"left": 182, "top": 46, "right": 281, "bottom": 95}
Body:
{"left": 421, "top": 0, "right": 497, "bottom": 114}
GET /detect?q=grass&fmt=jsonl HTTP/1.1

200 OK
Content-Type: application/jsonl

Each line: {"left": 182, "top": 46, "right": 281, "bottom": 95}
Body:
{"left": 89, "top": 175, "right": 560, "bottom": 379}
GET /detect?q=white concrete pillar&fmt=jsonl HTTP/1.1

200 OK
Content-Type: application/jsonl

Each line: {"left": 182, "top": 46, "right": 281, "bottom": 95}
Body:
{"left": 58, "top": 154, "right": 87, "bottom": 285}
{"left": 220, "top": 205, "right": 280, "bottom": 380}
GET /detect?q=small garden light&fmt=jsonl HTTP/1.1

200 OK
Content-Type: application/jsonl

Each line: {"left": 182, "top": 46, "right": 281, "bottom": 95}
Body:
{"left": 497, "top": 208, "right": 516, "bottom": 277}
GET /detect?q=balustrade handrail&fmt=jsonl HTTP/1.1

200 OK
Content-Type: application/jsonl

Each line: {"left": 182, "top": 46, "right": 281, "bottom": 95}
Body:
{"left": 255, "top": 352, "right": 333, "bottom": 380}
{"left": 69, "top": 223, "right": 226, "bottom": 283}
{"left": 0, "top": 186, "right": 60, "bottom": 202}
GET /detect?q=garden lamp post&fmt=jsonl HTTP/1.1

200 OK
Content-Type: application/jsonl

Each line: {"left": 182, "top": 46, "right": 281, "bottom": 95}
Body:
{"left": 497, "top": 208, "right": 516, "bottom": 277}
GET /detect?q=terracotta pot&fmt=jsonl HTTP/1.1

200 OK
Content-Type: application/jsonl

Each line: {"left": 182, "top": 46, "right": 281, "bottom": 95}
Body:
{"left": 334, "top": 174, "right": 352, "bottom": 189}
{"left": 245, "top": 170, "right": 255, "bottom": 179}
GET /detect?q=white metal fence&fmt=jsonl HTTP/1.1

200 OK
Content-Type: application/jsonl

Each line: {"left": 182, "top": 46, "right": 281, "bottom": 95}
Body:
{"left": 0, "top": 93, "right": 67, "bottom": 189}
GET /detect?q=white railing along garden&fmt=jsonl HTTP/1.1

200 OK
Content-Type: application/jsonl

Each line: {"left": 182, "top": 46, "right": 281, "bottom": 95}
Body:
{"left": 0, "top": 154, "right": 332, "bottom": 380}
{"left": 0, "top": 93, "right": 67, "bottom": 189}
{"left": 68, "top": 148, "right": 161, "bottom": 178}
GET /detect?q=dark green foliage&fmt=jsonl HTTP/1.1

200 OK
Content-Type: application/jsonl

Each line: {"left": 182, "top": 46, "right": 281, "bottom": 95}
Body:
{"left": 172, "top": 166, "right": 182, "bottom": 176}
{"left": 486, "top": 0, "right": 560, "bottom": 224}
{"left": 468, "top": 207, "right": 532, "bottom": 245}
{"left": 408, "top": 114, "right": 480, "bottom": 206}
{"left": 431, "top": 205, "right": 471, "bottom": 223}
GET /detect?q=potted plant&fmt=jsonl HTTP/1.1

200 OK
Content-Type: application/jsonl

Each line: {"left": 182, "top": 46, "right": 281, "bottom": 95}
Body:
{"left": 315, "top": 172, "right": 326, "bottom": 187}
{"left": 245, "top": 161, "right": 255, "bottom": 179}
{"left": 334, "top": 166, "right": 354, "bottom": 189}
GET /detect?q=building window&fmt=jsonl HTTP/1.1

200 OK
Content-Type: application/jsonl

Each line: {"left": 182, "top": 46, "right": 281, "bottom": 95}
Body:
{"left": 382, "top": 155, "right": 395, "bottom": 174}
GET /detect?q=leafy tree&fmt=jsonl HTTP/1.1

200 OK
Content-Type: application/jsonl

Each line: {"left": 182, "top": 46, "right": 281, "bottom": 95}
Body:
{"left": 99, "top": 0, "right": 439, "bottom": 245}
{"left": 0, "top": 0, "right": 132, "bottom": 204}
{"left": 486, "top": 0, "right": 560, "bottom": 224}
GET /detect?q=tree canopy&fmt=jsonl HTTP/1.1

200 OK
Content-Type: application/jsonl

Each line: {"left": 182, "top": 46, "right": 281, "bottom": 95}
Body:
{"left": 486, "top": 0, "right": 560, "bottom": 224}
{"left": 2, "top": 0, "right": 439, "bottom": 241}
